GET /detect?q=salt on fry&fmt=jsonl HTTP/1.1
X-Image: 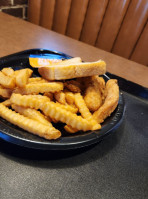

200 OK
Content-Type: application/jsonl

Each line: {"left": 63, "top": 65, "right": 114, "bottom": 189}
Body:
{"left": 0, "top": 103, "right": 61, "bottom": 140}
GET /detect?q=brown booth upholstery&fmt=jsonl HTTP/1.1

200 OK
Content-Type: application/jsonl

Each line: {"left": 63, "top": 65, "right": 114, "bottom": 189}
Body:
{"left": 28, "top": 0, "right": 148, "bottom": 66}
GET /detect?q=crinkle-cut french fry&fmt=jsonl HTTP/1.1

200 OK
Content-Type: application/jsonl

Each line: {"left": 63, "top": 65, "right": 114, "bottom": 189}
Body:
{"left": 10, "top": 94, "right": 93, "bottom": 131}
{"left": 13, "top": 82, "right": 63, "bottom": 94}
{"left": 44, "top": 115, "right": 52, "bottom": 123}
{"left": 65, "top": 92, "right": 75, "bottom": 105}
{"left": 87, "top": 119, "right": 101, "bottom": 130}
{"left": 28, "top": 77, "right": 46, "bottom": 84}
{"left": 15, "top": 68, "right": 33, "bottom": 87}
{"left": 2, "top": 68, "right": 14, "bottom": 76}
{"left": 10, "top": 94, "right": 48, "bottom": 109}
{"left": 44, "top": 92, "right": 54, "bottom": 101}
{"left": 2, "top": 99, "right": 11, "bottom": 107}
{"left": 11, "top": 93, "right": 77, "bottom": 113}
{"left": 64, "top": 125, "right": 78, "bottom": 133}
{"left": 28, "top": 94, "right": 51, "bottom": 102}
{"left": 42, "top": 102, "right": 93, "bottom": 131}
{"left": 74, "top": 93, "right": 92, "bottom": 119}
{"left": 11, "top": 104, "right": 51, "bottom": 126}
{"left": 0, "top": 103, "right": 61, "bottom": 140}
{"left": 74, "top": 93, "right": 101, "bottom": 130}
{"left": 28, "top": 77, "right": 48, "bottom": 83}
{"left": 55, "top": 102, "right": 78, "bottom": 113}
{"left": 0, "top": 71, "right": 15, "bottom": 89}
{"left": 54, "top": 91, "right": 66, "bottom": 104}
{"left": 0, "top": 85, "right": 13, "bottom": 98}
{"left": 93, "top": 79, "right": 119, "bottom": 123}
{"left": 28, "top": 77, "right": 42, "bottom": 82}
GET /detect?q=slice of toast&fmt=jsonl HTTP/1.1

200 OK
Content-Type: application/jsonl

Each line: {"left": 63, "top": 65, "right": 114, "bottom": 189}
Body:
{"left": 38, "top": 59, "right": 106, "bottom": 80}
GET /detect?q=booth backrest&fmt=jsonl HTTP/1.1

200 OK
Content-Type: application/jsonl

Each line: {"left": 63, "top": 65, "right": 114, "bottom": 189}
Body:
{"left": 28, "top": 0, "right": 148, "bottom": 66}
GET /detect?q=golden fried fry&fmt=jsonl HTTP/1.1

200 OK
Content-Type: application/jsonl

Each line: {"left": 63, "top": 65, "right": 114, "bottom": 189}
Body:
{"left": 10, "top": 94, "right": 93, "bottom": 131}
{"left": 2, "top": 99, "right": 11, "bottom": 107}
{"left": 93, "top": 79, "right": 119, "bottom": 123}
{"left": 29, "top": 94, "right": 51, "bottom": 102}
{"left": 44, "top": 92, "right": 54, "bottom": 101}
{"left": 55, "top": 102, "right": 78, "bottom": 113}
{"left": 84, "top": 76, "right": 105, "bottom": 112}
{"left": 0, "top": 103, "right": 61, "bottom": 140}
{"left": 74, "top": 93, "right": 101, "bottom": 130}
{"left": 14, "top": 68, "right": 32, "bottom": 76}
{"left": 10, "top": 93, "right": 76, "bottom": 113}
{"left": 54, "top": 91, "right": 66, "bottom": 104}
{"left": 75, "top": 93, "right": 92, "bottom": 119}
{"left": 15, "top": 68, "right": 33, "bottom": 87}
{"left": 50, "top": 118, "right": 58, "bottom": 123}
{"left": 0, "top": 85, "right": 13, "bottom": 98}
{"left": 11, "top": 104, "right": 51, "bottom": 126}
{"left": 93, "top": 76, "right": 106, "bottom": 100}
{"left": 2, "top": 68, "right": 14, "bottom": 76}
{"left": 65, "top": 92, "right": 75, "bottom": 105}
{"left": 84, "top": 86, "right": 102, "bottom": 112}
{"left": 64, "top": 80, "right": 82, "bottom": 93}
{"left": 41, "top": 103, "right": 93, "bottom": 131}
{"left": 0, "top": 71, "right": 15, "bottom": 89}
{"left": 28, "top": 77, "right": 48, "bottom": 83}
{"left": 64, "top": 125, "right": 78, "bottom": 133}
{"left": 13, "top": 82, "right": 63, "bottom": 94}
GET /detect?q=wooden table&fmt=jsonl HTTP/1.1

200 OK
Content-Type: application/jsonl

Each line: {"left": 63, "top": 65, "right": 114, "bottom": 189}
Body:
{"left": 0, "top": 12, "right": 148, "bottom": 88}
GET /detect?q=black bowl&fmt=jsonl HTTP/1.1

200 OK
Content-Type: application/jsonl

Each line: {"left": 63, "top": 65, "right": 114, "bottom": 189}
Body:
{"left": 0, "top": 49, "right": 125, "bottom": 150}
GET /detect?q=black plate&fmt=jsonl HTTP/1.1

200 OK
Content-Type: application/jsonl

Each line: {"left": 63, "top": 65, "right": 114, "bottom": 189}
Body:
{"left": 0, "top": 49, "right": 125, "bottom": 150}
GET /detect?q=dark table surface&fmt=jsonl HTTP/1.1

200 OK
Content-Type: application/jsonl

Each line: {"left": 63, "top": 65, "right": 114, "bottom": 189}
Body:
{"left": 0, "top": 91, "right": 148, "bottom": 199}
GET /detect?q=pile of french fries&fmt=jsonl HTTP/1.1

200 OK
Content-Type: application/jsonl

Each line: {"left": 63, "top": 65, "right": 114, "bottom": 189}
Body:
{"left": 0, "top": 66, "right": 119, "bottom": 140}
